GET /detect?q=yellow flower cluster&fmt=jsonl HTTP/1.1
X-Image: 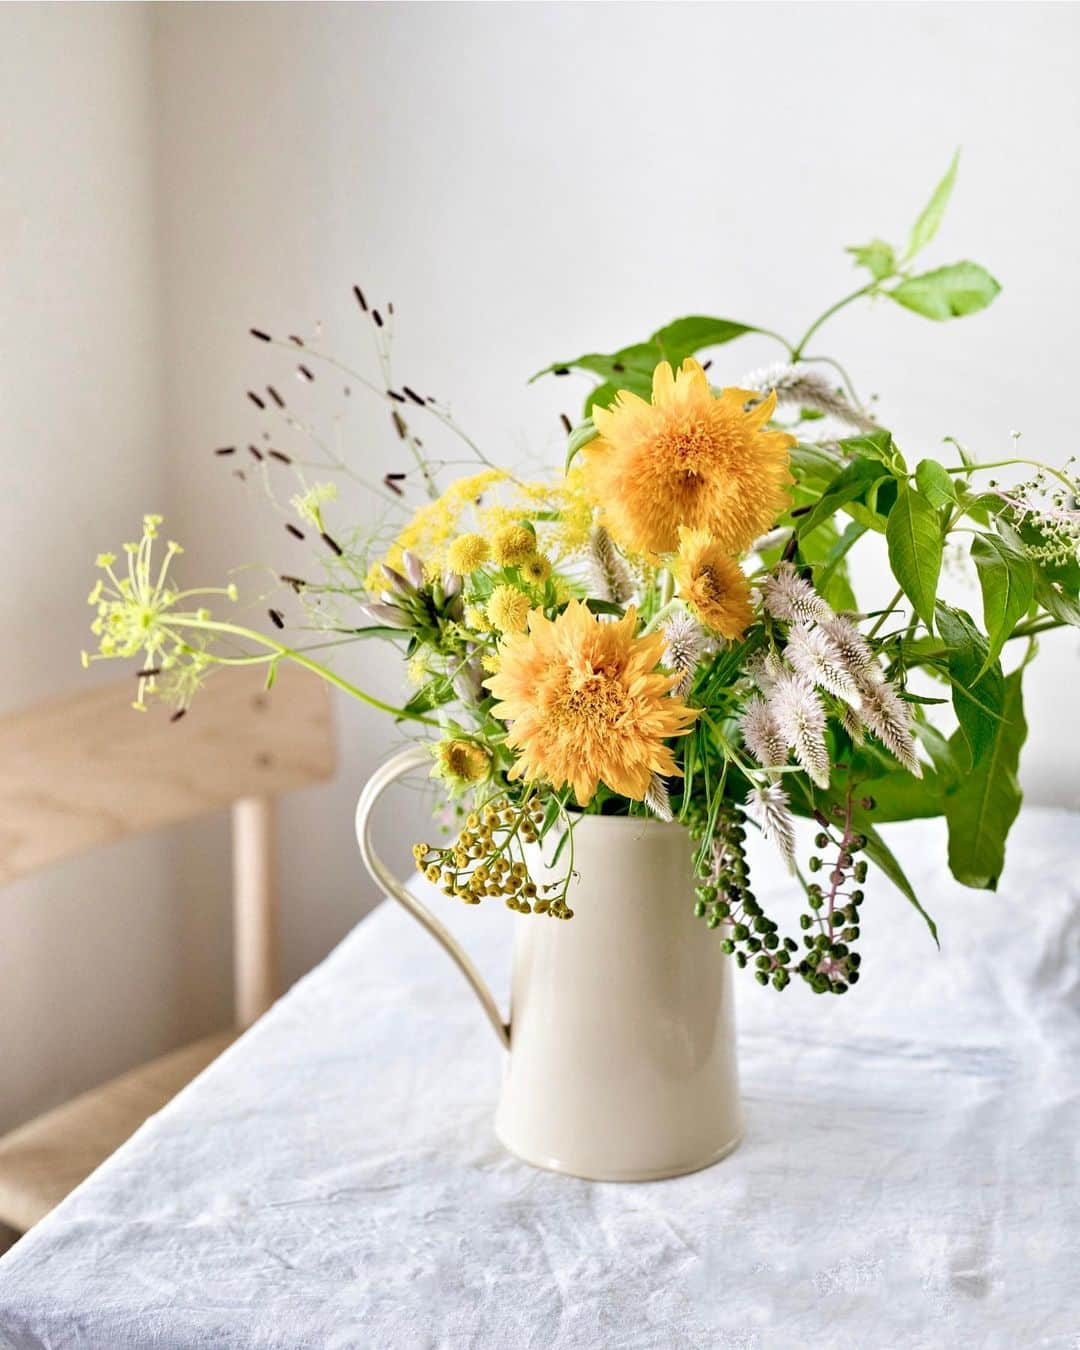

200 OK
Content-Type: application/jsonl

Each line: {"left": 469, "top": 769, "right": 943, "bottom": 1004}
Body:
{"left": 365, "top": 466, "right": 592, "bottom": 594}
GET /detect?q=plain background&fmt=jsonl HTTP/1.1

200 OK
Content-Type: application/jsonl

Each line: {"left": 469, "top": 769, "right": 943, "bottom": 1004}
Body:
{"left": 1, "top": 1, "right": 1077, "bottom": 1132}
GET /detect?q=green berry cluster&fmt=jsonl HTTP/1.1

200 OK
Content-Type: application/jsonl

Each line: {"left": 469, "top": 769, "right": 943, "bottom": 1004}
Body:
{"left": 413, "top": 796, "right": 573, "bottom": 918}
{"left": 689, "top": 793, "right": 873, "bottom": 995}
{"left": 690, "top": 806, "right": 799, "bottom": 991}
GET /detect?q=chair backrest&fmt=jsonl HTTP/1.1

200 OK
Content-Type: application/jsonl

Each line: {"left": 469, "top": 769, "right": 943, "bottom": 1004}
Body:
{"left": 0, "top": 666, "right": 337, "bottom": 1025}
{"left": 0, "top": 664, "right": 335, "bottom": 886}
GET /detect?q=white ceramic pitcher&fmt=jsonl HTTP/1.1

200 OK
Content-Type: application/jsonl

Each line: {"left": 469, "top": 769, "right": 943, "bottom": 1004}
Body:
{"left": 356, "top": 746, "right": 742, "bottom": 1181}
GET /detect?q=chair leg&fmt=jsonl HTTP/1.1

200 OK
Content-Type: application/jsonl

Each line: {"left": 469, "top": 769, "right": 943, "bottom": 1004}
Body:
{"left": 231, "top": 796, "right": 280, "bottom": 1027}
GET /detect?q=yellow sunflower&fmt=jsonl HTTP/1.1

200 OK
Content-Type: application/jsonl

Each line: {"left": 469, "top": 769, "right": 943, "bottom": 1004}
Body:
{"left": 674, "top": 527, "right": 755, "bottom": 639}
{"left": 484, "top": 600, "right": 697, "bottom": 805}
{"left": 581, "top": 358, "right": 794, "bottom": 556}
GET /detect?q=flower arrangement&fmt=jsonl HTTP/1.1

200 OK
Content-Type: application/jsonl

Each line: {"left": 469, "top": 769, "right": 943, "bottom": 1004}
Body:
{"left": 86, "top": 158, "right": 1079, "bottom": 996}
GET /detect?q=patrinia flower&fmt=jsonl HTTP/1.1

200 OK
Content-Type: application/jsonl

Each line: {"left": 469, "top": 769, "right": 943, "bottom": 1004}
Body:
{"left": 485, "top": 600, "right": 696, "bottom": 805}
{"left": 673, "top": 527, "right": 755, "bottom": 639}
{"left": 581, "top": 358, "right": 794, "bottom": 555}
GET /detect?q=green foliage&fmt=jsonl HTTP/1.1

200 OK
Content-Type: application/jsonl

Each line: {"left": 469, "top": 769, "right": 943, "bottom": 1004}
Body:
{"left": 971, "top": 532, "right": 1035, "bottom": 672}
{"left": 532, "top": 315, "right": 759, "bottom": 412}
{"left": 886, "top": 482, "right": 944, "bottom": 630}
{"left": 904, "top": 150, "right": 960, "bottom": 261}
{"left": 889, "top": 262, "right": 1001, "bottom": 321}
{"left": 945, "top": 669, "right": 1027, "bottom": 890}
{"left": 847, "top": 239, "right": 896, "bottom": 280}
{"left": 935, "top": 604, "right": 1006, "bottom": 769}
{"left": 915, "top": 458, "right": 959, "bottom": 509}
{"left": 797, "top": 457, "right": 888, "bottom": 539}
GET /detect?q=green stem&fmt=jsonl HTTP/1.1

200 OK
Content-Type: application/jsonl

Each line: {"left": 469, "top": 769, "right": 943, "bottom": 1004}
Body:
{"left": 791, "top": 283, "right": 878, "bottom": 361}
{"left": 168, "top": 616, "right": 442, "bottom": 728}
{"left": 944, "top": 457, "right": 1077, "bottom": 493}
{"left": 867, "top": 587, "right": 906, "bottom": 641}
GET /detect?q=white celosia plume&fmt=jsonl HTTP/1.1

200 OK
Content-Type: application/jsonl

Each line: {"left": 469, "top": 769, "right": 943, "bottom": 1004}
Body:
{"left": 745, "top": 647, "right": 785, "bottom": 693}
{"left": 745, "top": 782, "right": 797, "bottom": 870}
{"left": 768, "top": 670, "right": 831, "bottom": 789}
{"left": 786, "top": 622, "right": 863, "bottom": 708}
{"left": 740, "top": 363, "right": 878, "bottom": 434}
{"left": 662, "top": 610, "right": 705, "bottom": 697}
{"left": 588, "top": 525, "right": 635, "bottom": 606}
{"left": 762, "top": 563, "right": 831, "bottom": 625}
{"left": 740, "top": 694, "right": 788, "bottom": 768}
{"left": 644, "top": 772, "right": 674, "bottom": 823}
{"left": 818, "top": 612, "right": 882, "bottom": 687}
{"left": 855, "top": 680, "right": 922, "bottom": 777}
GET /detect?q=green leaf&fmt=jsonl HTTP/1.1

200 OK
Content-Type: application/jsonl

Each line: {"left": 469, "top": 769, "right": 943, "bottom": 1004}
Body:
{"left": 797, "top": 456, "right": 887, "bottom": 539}
{"left": 886, "top": 482, "right": 943, "bottom": 629}
{"left": 935, "top": 603, "right": 1006, "bottom": 767}
{"left": 814, "top": 520, "right": 867, "bottom": 599}
{"left": 846, "top": 238, "right": 896, "bottom": 281}
{"left": 837, "top": 430, "right": 907, "bottom": 475}
{"left": 584, "top": 382, "right": 621, "bottom": 416}
{"left": 889, "top": 262, "right": 1001, "bottom": 321}
{"left": 1035, "top": 574, "right": 1080, "bottom": 628}
{"left": 944, "top": 668, "right": 1027, "bottom": 890}
{"left": 971, "top": 532, "right": 1035, "bottom": 672}
{"left": 564, "top": 418, "right": 597, "bottom": 470}
{"left": 862, "top": 824, "right": 939, "bottom": 946}
{"left": 584, "top": 598, "right": 626, "bottom": 618}
{"left": 530, "top": 342, "right": 660, "bottom": 394}
{"left": 905, "top": 150, "right": 960, "bottom": 261}
{"left": 850, "top": 768, "right": 945, "bottom": 822}
{"left": 532, "top": 315, "right": 760, "bottom": 408}
{"left": 650, "top": 316, "right": 757, "bottom": 364}
{"left": 915, "top": 458, "right": 958, "bottom": 509}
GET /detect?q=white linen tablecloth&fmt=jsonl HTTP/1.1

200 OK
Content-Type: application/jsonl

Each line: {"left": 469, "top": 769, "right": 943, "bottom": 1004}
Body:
{"left": 0, "top": 808, "right": 1078, "bottom": 1349}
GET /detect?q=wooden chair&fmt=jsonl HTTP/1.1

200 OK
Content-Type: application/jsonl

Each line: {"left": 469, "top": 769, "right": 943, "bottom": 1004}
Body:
{"left": 0, "top": 665, "right": 336, "bottom": 1235}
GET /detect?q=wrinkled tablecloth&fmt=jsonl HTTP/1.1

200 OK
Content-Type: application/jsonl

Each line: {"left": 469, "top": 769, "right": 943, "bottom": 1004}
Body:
{"left": 0, "top": 808, "right": 1077, "bottom": 1349}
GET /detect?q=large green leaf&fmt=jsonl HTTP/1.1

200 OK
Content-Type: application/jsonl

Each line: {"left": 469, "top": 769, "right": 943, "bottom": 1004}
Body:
{"left": 847, "top": 769, "right": 946, "bottom": 822}
{"left": 944, "top": 668, "right": 1027, "bottom": 890}
{"left": 837, "top": 430, "right": 907, "bottom": 474}
{"left": 971, "top": 532, "right": 1035, "bottom": 672}
{"left": 531, "top": 315, "right": 760, "bottom": 409}
{"left": 651, "top": 316, "right": 757, "bottom": 364}
{"left": 915, "top": 458, "right": 958, "bottom": 509}
{"left": 905, "top": 150, "right": 960, "bottom": 261}
{"left": 862, "top": 824, "right": 939, "bottom": 945}
{"left": 531, "top": 342, "right": 659, "bottom": 395}
{"left": 798, "top": 457, "right": 887, "bottom": 539}
{"left": 935, "top": 603, "right": 1006, "bottom": 768}
{"left": 1035, "top": 574, "right": 1080, "bottom": 628}
{"left": 886, "top": 482, "right": 943, "bottom": 629}
{"left": 889, "top": 262, "right": 1001, "bottom": 321}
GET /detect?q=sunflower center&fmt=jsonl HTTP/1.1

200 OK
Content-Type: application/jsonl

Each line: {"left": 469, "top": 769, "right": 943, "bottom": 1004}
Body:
{"left": 699, "top": 566, "right": 729, "bottom": 602}
{"left": 655, "top": 418, "right": 721, "bottom": 479}
{"left": 549, "top": 665, "right": 629, "bottom": 730}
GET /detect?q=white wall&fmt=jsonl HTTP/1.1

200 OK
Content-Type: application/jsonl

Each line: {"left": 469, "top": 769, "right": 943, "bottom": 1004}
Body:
{"left": 154, "top": 0, "right": 1079, "bottom": 989}
{"left": 3, "top": 2, "right": 1077, "bottom": 1129}
{"left": 0, "top": 5, "right": 201, "bottom": 1133}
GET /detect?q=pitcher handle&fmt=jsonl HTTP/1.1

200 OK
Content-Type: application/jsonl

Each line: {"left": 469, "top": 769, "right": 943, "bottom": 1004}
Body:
{"left": 355, "top": 745, "right": 510, "bottom": 1051}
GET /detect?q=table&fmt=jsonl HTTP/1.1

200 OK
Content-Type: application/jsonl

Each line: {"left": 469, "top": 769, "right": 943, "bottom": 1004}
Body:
{"left": 1, "top": 809, "right": 1077, "bottom": 1348}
